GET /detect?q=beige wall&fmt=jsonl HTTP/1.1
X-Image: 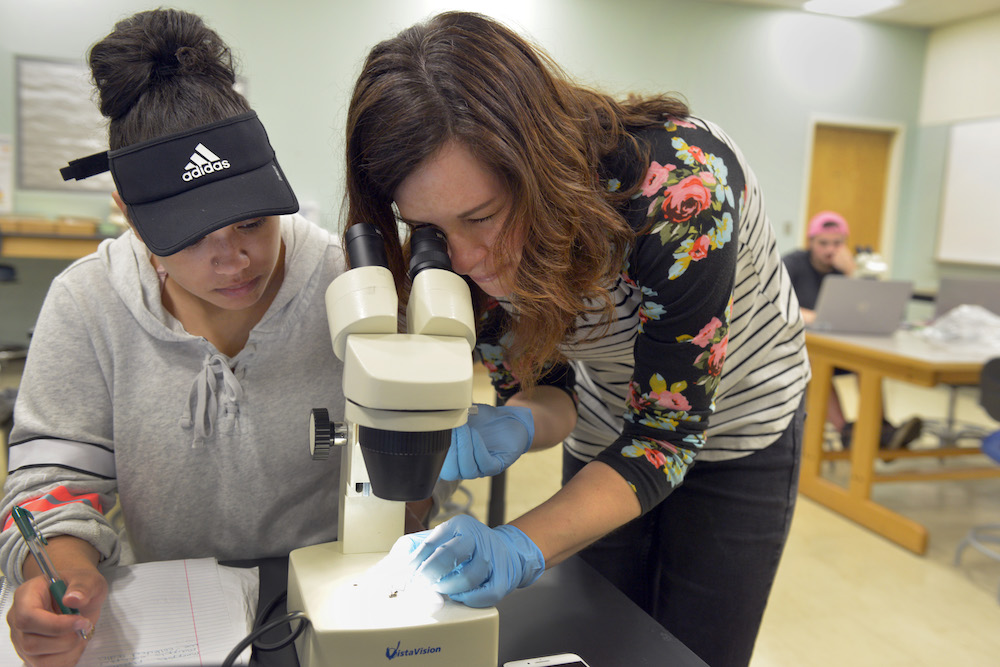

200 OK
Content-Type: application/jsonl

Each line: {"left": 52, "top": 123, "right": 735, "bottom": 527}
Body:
{"left": 920, "top": 12, "right": 1000, "bottom": 125}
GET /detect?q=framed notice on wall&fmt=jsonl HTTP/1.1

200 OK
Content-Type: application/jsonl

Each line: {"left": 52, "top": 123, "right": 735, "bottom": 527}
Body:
{"left": 935, "top": 117, "right": 1000, "bottom": 267}
{"left": 0, "top": 135, "right": 12, "bottom": 213}
{"left": 16, "top": 56, "right": 113, "bottom": 193}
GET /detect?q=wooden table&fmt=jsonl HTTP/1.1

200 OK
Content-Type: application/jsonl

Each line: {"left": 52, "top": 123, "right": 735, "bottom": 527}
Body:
{"left": 800, "top": 330, "right": 998, "bottom": 554}
{"left": 0, "top": 233, "right": 108, "bottom": 259}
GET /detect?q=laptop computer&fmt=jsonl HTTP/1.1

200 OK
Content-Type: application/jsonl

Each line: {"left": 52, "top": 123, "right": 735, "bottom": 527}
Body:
{"left": 933, "top": 277, "right": 1000, "bottom": 319}
{"left": 807, "top": 275, "right": 913, "bottom": 335}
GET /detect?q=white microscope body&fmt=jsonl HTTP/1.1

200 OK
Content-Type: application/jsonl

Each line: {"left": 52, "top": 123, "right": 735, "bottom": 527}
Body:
{"left": 287, "top": 225, "right": 499, "bottom": 667}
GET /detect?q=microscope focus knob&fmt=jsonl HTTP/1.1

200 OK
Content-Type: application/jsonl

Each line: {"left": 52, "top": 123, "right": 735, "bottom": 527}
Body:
{"left": 309, "top": 408, "right": 346, "bottom": 460}
{"left": 309, "top": 408, "right": 332, "bottom": 459}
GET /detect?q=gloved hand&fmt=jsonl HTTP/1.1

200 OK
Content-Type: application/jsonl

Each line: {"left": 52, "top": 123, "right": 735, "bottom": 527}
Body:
{"left": 440, "top": 404, "right": 534, "bottom": 480}
{"left": 390, "top": 514, "right": 545, "bottom": 608}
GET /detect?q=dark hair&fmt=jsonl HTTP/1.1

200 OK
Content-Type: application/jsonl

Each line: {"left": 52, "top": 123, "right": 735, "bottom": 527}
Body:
{"left": 89, "top": 8, "right": 249, "bottom": 150}
{"left": 345, "top": 11, "right": 689, "bottom": 386}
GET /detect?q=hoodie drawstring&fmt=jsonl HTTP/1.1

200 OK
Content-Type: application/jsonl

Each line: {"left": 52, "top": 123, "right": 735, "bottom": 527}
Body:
{"left": 180, "top": 353, "right": 244, "bottom": 446}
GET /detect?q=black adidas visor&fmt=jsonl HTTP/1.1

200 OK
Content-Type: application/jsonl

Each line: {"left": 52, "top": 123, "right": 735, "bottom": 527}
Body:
{"left": 61, "top": 111, "right": 298, "bottom": 256}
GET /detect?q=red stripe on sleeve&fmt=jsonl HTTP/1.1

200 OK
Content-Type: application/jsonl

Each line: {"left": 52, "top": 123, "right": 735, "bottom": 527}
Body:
{"left": 3, "top": 487, "right": 103, "bottom": 531}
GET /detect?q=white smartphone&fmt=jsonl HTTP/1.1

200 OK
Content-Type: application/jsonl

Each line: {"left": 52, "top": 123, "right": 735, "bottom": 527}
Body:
{"left": 503, "top": 654, "right": 591, "bottom": 667}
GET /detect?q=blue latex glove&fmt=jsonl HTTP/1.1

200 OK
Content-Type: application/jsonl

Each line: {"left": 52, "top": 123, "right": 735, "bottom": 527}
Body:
{"left": 392, "top": 514, "right": 545, "bottom": 608}
{"left": 440, "top": 404, "right": 535, "bottom": 480}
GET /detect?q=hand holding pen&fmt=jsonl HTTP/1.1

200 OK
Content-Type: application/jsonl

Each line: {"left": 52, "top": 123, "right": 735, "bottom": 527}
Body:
{"left": 8, "top": 505, "right": 104, "bottom": 666}
{"left": 12, "top": 506, "right": 89, "bottom": 639}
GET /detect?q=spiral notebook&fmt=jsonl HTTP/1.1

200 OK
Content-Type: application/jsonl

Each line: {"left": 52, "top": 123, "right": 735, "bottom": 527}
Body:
{"left": 1, "top": 558, "right": 258, "bottom": 666}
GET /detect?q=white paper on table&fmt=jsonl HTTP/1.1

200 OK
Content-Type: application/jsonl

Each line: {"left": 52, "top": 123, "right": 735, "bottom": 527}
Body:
{"left": 1, "top": 558, "right": 259, "bottom": 667}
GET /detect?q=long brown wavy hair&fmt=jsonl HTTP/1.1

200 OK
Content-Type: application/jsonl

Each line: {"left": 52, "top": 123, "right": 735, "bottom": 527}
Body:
{"left": 344, "top": 11, "right": 689, "bottom": 387}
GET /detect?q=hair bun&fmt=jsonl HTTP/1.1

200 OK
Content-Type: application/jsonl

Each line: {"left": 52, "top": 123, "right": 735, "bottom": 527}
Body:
{"left": 89, "top": 9, "right": 237, "bottom": 121}
{"left": 150, "top": 50, "right": 180, "bottom": 82}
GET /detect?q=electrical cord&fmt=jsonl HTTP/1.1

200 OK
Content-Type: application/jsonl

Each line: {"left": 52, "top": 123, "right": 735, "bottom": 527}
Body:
{"left": 433, "top": 483, "right": 474, "bottom": 524}
{"left": 220, "top": 591, "right": 310, "bottom": 667}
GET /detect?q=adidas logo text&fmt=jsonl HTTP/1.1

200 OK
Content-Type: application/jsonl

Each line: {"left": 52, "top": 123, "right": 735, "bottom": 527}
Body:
{"left": 183, "top": 143, "right": 231, "bottom": 182}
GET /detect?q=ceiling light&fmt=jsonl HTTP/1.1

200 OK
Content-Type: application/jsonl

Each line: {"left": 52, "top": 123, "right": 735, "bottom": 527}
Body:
{"left": 803, "top": 0, "right": 903, "bottom": 18}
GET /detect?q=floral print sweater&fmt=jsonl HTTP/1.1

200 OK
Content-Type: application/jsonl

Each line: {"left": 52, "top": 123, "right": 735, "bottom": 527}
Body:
{"left": 478, "top": 117, "right": 808, "bottom": 514}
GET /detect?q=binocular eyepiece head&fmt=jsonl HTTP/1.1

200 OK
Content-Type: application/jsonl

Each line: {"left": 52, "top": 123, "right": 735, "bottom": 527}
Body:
{"left": 339, "top": 223, "right": 457, "bottom": 502}
{"left": 344, "top": 222, "right": 453, "bottom": 278}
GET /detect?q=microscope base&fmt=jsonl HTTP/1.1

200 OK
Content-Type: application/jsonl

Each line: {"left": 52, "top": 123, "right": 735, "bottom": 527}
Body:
{"left": 287, "top": 541, "right": 499, "bottom": 667}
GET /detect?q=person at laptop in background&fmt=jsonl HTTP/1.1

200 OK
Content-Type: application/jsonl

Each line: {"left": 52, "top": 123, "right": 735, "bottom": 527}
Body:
{"left": 782, "top": 211, "right": 920, "bottom": 450}
{"left": 783, "top": 211, "right": 856, "bottom": 327}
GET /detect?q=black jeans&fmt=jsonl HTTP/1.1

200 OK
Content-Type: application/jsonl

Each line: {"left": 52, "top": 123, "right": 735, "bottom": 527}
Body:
{"left": 563, "top": 398, "right": 804, "bottom": 667}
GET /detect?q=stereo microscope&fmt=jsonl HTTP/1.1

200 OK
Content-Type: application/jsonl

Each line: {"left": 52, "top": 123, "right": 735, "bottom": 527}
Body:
{"left": 286, "top": 224, "right": 499, "bottom": 666}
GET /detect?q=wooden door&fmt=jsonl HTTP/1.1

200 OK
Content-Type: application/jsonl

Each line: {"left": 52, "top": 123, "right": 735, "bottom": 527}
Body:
{"left": 806, "top": 124, "right": 894, "bottom": 253}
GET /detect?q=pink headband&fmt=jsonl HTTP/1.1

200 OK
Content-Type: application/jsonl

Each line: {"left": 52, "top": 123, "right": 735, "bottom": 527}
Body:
{"left": 807, "top": 211, "right": 849, "bottom": 238}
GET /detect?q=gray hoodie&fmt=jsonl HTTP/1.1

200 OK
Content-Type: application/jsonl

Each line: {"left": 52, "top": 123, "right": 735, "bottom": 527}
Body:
{"left": 1, "top": 214, "right": 345, "bottom": 582}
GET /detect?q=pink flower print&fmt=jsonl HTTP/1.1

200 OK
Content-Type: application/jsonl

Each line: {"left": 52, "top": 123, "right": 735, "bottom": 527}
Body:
{"left": 484, "top": 358, "right": 514, "bottom": 377}
{"left": 688, "top": 145, "right": 707, "bottom": 165}
{"left": 621, "top": 264, "right": 638, "bottom": 289}
{"left": 651, "top": 388, "right": 691, "bottom": 412}
{"left": 661, "top": 175, "right": 712, "bottom": 223}
{"left": 653, "top": 438, "right": 680, "bottom": 455}
{"left": 690, "top": 317, "right": 722, "bottom": 348}
{"left": 666, "top": 116, "right": 698, "bottom": 129}
{"left": 688, "top": 235, "right": 711, "bottom": 261}
{"left": 628, "top": 384, "right": 643, "bottom": 411}
{"left": 708, "top": 334, "right": 729, "bottom": 376}
{"left": 644, "top": 447, "right": 667, "bottom": 468}
{"left": 641, "top": 161, "right": 676, "bottom": 197}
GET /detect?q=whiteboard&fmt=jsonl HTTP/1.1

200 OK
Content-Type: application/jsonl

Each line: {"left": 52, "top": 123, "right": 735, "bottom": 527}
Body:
{"left": 935, "top": 117, "right": 1000, "bottom": 267}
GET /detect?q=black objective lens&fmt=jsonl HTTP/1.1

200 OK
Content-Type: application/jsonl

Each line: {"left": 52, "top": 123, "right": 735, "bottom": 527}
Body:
{"left": 409, "top": 226, "right": 452, "bottom": 278}
{"left": 358, "top": 425, "right": 451, "bottom": 501}
{"left": 345, "top": 223, "right": 389, "bottom": 269}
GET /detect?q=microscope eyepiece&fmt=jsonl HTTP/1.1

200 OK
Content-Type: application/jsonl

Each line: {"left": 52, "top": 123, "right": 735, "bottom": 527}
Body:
{"left": 345, "top": 223, "right": 389, "bottom": 269}
{"left": 408, "top": 226, "right": 452, "bottom": 278}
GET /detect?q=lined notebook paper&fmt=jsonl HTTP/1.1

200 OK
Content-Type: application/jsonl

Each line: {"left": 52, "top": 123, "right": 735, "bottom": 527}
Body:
{"left": 1, "top": 558, "right": 258, "bottom": 666}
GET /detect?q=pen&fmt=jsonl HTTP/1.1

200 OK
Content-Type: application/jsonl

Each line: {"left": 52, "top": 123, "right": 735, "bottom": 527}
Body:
{"left": 11, "top": 505, "right": 88, "bottom": 638}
